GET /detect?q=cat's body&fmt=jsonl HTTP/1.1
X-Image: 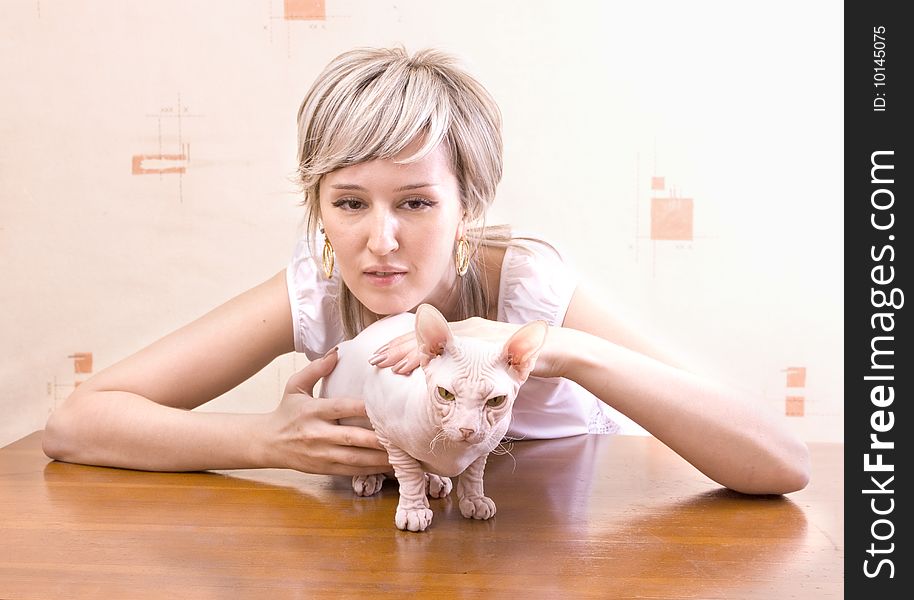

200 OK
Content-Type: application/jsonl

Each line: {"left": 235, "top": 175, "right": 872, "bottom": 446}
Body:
{"left": 323, "top": 313, "right": 496, "bottom": 477}
{"left": 320, "top": 304, "right": 547, "bottom": 532}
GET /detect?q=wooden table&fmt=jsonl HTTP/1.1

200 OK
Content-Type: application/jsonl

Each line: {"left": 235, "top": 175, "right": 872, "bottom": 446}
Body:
{"left": 0, "top": 431, "right": 842, "bottom": 599}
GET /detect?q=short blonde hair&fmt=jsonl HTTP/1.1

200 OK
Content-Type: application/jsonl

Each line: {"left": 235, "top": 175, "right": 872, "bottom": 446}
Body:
{"left": 295, "top": 46, "right": 507, "bottom": 337}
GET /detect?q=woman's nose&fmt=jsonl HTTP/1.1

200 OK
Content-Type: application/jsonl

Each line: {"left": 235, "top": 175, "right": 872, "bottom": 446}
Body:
{"left": 366, "top": 211, "right": 398, "bottom": 255}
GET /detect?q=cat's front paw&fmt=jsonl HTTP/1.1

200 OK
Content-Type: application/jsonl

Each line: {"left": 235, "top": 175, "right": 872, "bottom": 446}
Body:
{"left": 459, "top": 495, "right": 497, "bottom": 520}
{"left": 395, "top": 506, "right": 434, "bottom": 532}
{"left": 352, "top": 473, "right": 386, "bottom": 497}
{"left": 425, "top": 473, "right": 453, "bottom": 498}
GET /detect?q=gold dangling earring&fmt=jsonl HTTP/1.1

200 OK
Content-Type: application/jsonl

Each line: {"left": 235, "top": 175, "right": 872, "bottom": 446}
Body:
{"left": 455, "top": 237, "right": 470, "bottom": 277}
{"left": 321, "top": 232, "right": 335, "bottom": 279}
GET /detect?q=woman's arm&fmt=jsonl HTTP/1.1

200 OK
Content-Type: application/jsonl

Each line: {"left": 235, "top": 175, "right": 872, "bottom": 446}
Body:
{"left": 558, "top": 284, "right": 811, "bottom": 495}
{"left": 43, "top": 270, "right": 388, "bottom": 475}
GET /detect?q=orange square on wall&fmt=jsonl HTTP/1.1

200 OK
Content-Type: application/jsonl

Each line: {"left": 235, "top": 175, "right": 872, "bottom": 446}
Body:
{"left": 69, "top": 352, "right": 93, "bottom": 374}
{"left": 651, "top": 176, "right": 665, "bottom": 191}
{"left": 785, "top": 367, "right": 807, "bottom": 388}
{"left": 650, "top": 197, "right": 693, "bottom": 241}
{"left": 131, "top": 154, "right": 188, "bottom": 175}
{"left": 284, "top": 0, "right": 325, "bottom": 20}
{"left": 785, "top": 396, "right": 804, "bottom": 417}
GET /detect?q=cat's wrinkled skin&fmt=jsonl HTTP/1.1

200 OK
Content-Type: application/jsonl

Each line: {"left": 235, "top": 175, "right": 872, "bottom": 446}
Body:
{"left": 321, "top": 304, "right": 547, "bottom": 532}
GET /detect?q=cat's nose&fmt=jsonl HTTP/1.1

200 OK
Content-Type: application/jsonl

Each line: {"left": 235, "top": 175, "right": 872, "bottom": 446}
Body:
{"left": 459, "top": 428, "right": 475, "bottom": 440}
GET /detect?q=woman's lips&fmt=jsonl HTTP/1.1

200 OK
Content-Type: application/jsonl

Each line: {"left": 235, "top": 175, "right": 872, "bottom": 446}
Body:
{"left": 363, "top": 271, "right": 407, "bottom": 286}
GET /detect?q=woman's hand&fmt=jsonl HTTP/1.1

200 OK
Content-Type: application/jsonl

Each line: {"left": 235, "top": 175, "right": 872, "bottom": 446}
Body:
{"left": 267, "top": 349, "right": 390, "bottom": 476}
{"left": 368, "top": 316, "right": 569, "bottom": 378}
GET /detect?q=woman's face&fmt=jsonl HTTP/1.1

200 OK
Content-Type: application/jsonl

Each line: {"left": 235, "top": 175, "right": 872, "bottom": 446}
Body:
{"left": 318, "top": 140, "right": 465, "bottom": 318}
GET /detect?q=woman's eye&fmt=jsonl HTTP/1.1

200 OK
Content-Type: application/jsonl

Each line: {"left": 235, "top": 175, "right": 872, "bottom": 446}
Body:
{"left": 402, "top": 197, "right": 434, "bottom": 210}
{"left": 437, "top": 386, "right": 455, "bottom": 401}
{"left": 486, "top": 395, "right": 506, "bottom": 408}
{"left": 331, "top": 198, "right": 364, "bottom": 210}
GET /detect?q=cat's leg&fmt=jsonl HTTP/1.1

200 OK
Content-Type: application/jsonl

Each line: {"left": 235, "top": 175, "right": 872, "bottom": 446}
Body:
{"left": 456, "top": 454, "right": 496, "bottom": 520}
{"left": 381, "top": 442, "right": 434, "bottom": 532}
{"left": 351, "top": 473, "right": 386, "bottom": 496}
{"left": 424, "top": 473, "right": 453, "bottom": 498}
{"left": 371, "top": 427, "right": 433, "bottom": 531}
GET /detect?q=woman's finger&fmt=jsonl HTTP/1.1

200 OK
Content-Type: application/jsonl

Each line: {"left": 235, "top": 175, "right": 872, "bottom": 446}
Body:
{"left": 330, "top": 446, "right": 391, "bottom": 469}
{"left": 304, "top": 396, "right": 385, "bottom": 450}
{"left": 327, "top": 423, "right": 388, "bottom": 452}
{"left": 310, "top": 395, "right": 369, "bottom": 420}
{"left": 391, "top": 352, "right": 421, "bottom": 376}
{"left": 284, "top": 348, "right": 338, "bottom": 395}
{"left": 328, "top": 463, "right": 392, "bottom": 477}
{"left": 374, "top": 331, "right": 416, "bottom": 355}
{"left": 369, "top": 335, "right": 416, "bottom": 367}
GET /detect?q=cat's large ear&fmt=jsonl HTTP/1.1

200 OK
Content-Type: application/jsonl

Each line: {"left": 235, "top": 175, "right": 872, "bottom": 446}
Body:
{"left": 501, "top": 320, "right": 549, "bottom": 382}
{"left": 415, "top": 304, "right": 454, "bottom": 368}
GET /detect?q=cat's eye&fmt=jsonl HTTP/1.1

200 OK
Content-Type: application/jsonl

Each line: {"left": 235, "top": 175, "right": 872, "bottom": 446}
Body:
{"left": 486, "top": 395, "right": 507, "bottom": 408}
{"left": 437, "top": 386, "right": 455, "bottom": 401}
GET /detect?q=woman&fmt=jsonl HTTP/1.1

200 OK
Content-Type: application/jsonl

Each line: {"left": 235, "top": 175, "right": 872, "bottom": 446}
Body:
{"left": 42, "top": 47, "right": 809, "bottom": 495}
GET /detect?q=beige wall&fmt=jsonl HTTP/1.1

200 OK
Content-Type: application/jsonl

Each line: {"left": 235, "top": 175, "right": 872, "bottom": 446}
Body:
{"left": 0, "top": 0, "right": 843, "bottom": 446}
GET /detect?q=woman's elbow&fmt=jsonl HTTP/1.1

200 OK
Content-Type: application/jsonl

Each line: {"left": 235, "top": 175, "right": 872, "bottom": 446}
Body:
{"left": 740, "top": 439, "right": 812, "bottom": 496}
{"left": 769, "top": 459, "right": 810, "bottom": 495}
{"left": 781, "top": 440, "right": 812, "bottom": 493}
{"left": 42, "top": 396, "right": 83, "bottom": 462}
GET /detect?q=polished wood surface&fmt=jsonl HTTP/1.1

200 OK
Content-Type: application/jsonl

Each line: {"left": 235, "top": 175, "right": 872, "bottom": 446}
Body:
{"left": 0, "top": 431, "right": 842, "bottom": 599}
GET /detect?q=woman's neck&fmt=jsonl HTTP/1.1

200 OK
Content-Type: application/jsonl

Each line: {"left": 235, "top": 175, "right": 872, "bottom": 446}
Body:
{"left": 421, "top": 270, "right": 463, "bottom": 322}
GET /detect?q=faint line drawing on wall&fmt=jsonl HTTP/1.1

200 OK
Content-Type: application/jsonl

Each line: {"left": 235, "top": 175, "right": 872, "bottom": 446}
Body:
{"left": 47, "top": 352, "right": 95, "bottom": 409}
{"left": 265, "top": 0, "right": 332, "bottom": 56}
{"left": 132, "top": 96, "right": 200, "bottom": 202}
{"left": 631, "top": 151, "right": 708, "bottom": 277}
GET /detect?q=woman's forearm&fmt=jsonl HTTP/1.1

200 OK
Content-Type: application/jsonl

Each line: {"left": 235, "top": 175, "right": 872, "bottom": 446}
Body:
{"left": 43, "top": 390, "right": 274, "bottom": 472}
{"left": 555, "top": 327, "right": 811, "bottom": 494}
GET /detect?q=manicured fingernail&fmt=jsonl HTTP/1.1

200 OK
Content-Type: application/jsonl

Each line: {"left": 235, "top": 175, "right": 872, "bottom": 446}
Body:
{"left": 374, "top": 344, "right": 389, "bottom": 355}
{"left": 392, "top": 358, "right": 408, "bottom": 372}
{"left": 368, "top": 353, "right": 386, "bottom": 366}
{"left": 323, "top": 346, "right": 339, "bottom": 358}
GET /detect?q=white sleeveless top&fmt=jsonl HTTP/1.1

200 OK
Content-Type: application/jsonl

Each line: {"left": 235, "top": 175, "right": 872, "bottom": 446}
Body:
{"left": 286, "top": 233, "right": 628, "bottom": 439}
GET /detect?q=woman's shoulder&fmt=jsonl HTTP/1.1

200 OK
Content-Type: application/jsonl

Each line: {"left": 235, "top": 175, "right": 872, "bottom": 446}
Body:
{"left": 287, "top": 235, "right": 345, "bottom": 359}
{"left": 505, "top": 232, "right": 571, "bottom": 261}
{"left": 478, "top": 228, "right": 570, "bottom": 267}
{"left": 484, "top": 230, "right": 578, "bottom": 326}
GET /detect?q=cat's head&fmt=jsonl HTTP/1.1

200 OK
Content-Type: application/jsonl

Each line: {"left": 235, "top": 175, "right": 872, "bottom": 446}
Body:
{"left": 413, "top": 304, "right": 548, "bottom": 445}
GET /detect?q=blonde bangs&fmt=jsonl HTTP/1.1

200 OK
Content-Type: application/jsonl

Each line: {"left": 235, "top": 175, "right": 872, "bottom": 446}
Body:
{"left": 298, "top": 49, "right": 456, "bottom": 184}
